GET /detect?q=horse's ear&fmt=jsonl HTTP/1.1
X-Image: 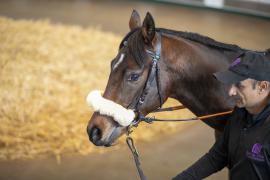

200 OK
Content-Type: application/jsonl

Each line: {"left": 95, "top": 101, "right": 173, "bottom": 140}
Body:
{"left": 129, "top": 10, "right": 141, "bottom": 31}
{"left": 142, "top": 12, "right": 155, "bottom": 44}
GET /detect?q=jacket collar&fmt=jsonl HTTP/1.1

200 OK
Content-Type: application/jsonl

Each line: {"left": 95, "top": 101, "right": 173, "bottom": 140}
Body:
{"left": 245, "top": 98, "right": 270, "bottom": 126}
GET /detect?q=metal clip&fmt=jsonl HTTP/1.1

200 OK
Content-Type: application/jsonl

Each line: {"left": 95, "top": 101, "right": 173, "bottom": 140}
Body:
{"left": 126, "top": 136, "right": 139, "bottom": 158}
{"left": 155, "top": 54, "right": 160, "bottom": 60}
{"left": 127, "top": 124, "right": 134, "bottom": 136}
{"left": 138, "top": 97, "right": 144, "bottom": 105}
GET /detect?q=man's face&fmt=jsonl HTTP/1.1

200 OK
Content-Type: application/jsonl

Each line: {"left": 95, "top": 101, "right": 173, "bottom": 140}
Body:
{"left": 228, "top": 79, "right": 260, "bottom": 108}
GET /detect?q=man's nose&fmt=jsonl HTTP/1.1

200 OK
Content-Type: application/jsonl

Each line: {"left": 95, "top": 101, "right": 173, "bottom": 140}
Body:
{"left": 228, "top": 85, "right": 237, "bottom": 96}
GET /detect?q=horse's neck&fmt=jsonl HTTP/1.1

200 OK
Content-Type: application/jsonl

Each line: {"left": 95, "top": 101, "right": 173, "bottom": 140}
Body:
{"left": 162, "top": 35, "right": 237, "bottom": 117}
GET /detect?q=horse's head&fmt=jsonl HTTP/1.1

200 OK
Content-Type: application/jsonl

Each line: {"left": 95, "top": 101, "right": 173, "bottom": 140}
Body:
{"left": 87, "top": 10, "right": 168, "bottom": 146}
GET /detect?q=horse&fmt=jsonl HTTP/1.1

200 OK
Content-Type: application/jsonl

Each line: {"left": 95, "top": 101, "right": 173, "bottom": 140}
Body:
{"left": 86, "top": 10, "right": 245, "bottom": 147}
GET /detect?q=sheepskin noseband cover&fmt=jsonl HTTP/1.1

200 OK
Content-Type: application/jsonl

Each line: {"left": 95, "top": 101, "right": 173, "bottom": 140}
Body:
{"left": 86, "top": 90, "right": 135, "bottom": 126}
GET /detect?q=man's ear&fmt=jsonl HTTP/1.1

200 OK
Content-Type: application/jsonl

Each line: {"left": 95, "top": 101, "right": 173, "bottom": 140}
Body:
{"left": 258, "top": 81, "right": 270, "bottom": 93}
{"left": 129, "top": 10, "right": 141, "bottom": 31}
{"left": 142, "top": 12, "right": 156, "bottom": 45}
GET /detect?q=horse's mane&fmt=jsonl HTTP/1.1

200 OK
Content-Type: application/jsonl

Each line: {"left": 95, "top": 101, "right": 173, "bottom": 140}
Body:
{"left": 120, "top": 28, "right": 246, "bottom": 67}
{"left": 157, "top": 28, "right": 245, "bottom": 52}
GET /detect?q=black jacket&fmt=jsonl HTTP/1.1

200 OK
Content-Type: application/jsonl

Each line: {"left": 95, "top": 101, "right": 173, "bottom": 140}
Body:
{"left": 173, "top": 101, "right": 270, "bottom": 180}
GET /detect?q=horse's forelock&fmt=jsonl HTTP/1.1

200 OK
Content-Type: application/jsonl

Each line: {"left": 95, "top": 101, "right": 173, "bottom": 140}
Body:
{"left": 119, "top": 28, "right": 146, "bottom": 68}
{"left": 119, "top": 28, "right": 139, "bottom": 49}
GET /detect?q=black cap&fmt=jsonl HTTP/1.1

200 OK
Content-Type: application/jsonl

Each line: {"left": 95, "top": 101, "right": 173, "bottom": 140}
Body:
{"left": 214, "top": 51, "right": 270, "bottom": 84}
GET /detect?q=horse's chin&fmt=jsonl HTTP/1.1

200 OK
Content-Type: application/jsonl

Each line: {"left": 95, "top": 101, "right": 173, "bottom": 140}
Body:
{"left": 104, "top": 141, "right": 118, "bottom": 147}
{"left": 102, "top": 126, "right": 126, "bottom": 147}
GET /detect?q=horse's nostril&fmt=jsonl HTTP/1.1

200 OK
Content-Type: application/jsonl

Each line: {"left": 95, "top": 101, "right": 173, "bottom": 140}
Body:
{"left": 89, "top": 127, "right": 102, "bottom": 144}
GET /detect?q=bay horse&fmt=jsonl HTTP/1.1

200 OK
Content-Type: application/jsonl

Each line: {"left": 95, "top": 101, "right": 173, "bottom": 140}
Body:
{"left": 87, "top": 10, "right": 245, "bottom": 147}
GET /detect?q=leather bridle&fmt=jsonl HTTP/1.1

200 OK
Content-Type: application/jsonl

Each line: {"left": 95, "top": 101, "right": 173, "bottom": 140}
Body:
{"left": 129, "top": 32, "right": 164, "bottom": 127}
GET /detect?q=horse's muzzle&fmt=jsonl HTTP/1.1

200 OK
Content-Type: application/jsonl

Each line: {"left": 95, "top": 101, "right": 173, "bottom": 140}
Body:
{"left": 87, "top": 113, "right": 126, "bottom": 146}
{"left": 87, "top": 125, "right": 124, "bottom": 146}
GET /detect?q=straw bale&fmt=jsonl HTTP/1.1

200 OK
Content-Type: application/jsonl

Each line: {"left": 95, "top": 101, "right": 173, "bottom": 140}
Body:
{"left": 0, "top": 17, "right": 195, "bottom": 161}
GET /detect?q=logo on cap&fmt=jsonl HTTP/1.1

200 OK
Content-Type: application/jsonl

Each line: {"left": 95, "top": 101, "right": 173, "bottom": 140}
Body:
{"left": 230, "top": 57, "right": 241, "bottom": 67}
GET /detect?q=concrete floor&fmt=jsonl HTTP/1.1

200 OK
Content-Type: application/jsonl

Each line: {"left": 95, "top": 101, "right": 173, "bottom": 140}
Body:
{"left": 0, "top": 0, "right": 270, "bottom": 180}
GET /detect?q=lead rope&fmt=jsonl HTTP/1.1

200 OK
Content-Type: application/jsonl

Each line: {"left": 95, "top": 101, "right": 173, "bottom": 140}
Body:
{"left": 141, "top": 110, "right": 233, "bottom": 123}
{"left": 126, "top": 128, "right": 147, "bottom": 180}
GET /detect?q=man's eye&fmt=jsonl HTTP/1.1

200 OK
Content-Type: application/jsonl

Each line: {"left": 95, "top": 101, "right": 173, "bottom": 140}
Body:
{"left": 234, "top": 82, "right": 245, "bottom": 90}
{"left": 127, "top": 74, "right": 140, "bottom": 81}
{"left": 235, "top": 82, "right": 242, "bottom": 88}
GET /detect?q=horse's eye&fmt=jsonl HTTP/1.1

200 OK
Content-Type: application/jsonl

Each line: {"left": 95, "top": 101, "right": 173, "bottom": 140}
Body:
{"left": 127, "top": 73, "right": 140, "bottom": 81}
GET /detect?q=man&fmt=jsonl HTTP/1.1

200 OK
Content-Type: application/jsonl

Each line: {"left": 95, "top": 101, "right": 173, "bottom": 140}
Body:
{"left": 173, "top": 51, "right": 270, "bottom": 180}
